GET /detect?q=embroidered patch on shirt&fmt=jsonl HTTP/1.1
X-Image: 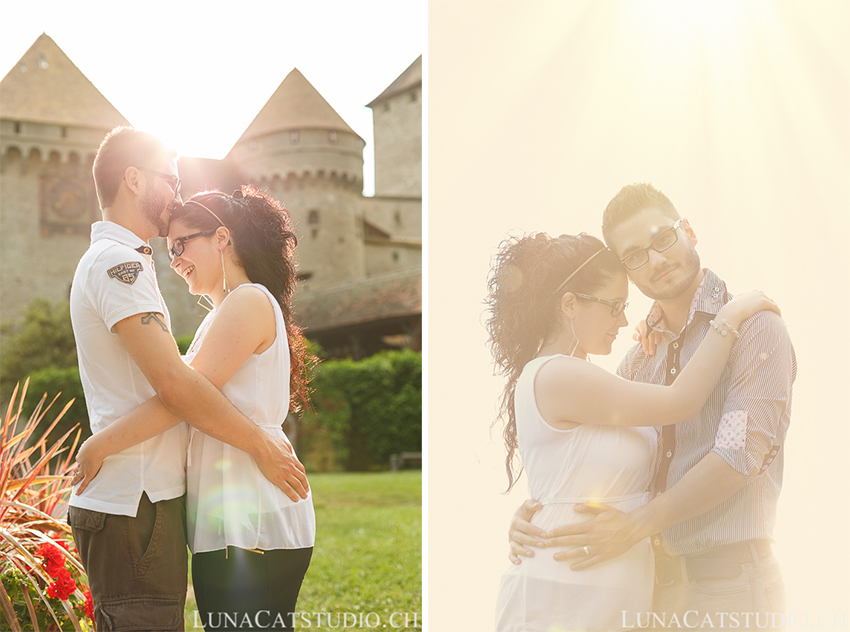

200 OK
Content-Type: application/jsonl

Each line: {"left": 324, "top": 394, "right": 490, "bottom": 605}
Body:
{"left": 107, "top": 262, "right": 143, "bottom": 285}
{"left": 715, "top": 410, "right": 747, "bottom": 450}
{"left": 759, "top": 445, "right": 781, "bottom": 474}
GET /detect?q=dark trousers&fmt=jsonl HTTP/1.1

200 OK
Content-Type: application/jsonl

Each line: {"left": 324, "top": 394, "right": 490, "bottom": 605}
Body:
{"left": 192, "top": 546, "right": 313, "bottom": 631}
{"left": 68, "top": 493, "right": 188, "bottom": 631}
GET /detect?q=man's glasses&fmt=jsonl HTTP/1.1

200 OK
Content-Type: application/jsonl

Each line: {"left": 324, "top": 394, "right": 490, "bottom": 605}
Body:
{"left": 574, "top": 292, "right": 628, "bottom": 317}
{"left": 139, "top": 168, "right": 181, "bottom": 198}
{"left": 167, "top": 229, "right": 216, "bottom": 261}
{"left": 620, "top": 219, "right": 684, "bottom": 270}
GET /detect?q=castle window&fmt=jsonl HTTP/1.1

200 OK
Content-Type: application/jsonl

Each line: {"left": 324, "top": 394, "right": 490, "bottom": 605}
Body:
{"left": 308, "top": 210, "right": 320, "bottom": 225}
{"left": 311, "top": 229, "right": 319, "bottom": 239}
{"left": 410, "top": 90, "right": 418, "bottom": 103}
{"left": 392, "top": 251, "right": 399, "bottom": 262}
{"left": 14, "top": 122, "right": 21, "bottom": 134}
{"left": 394, "top": 210, "right": 401, "bottom": 225}
{"left": 290, "top": 131, "right": 299, "bottom": 144}
{"left": 383, "top": 103, "right": 390, "bottom": 112}
{"left": 329, "top": 131, "right": 338, "bottom": 144}
{"left": 61, "top": 127, "right": 67, "bottom": 138}
{"left": 39, "top": 54, "right": 49, "bottom": 70}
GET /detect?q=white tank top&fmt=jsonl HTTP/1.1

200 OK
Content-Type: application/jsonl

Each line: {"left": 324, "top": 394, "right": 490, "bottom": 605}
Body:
{"left": 183, "top": 283, "right": 315, "bottom": 553}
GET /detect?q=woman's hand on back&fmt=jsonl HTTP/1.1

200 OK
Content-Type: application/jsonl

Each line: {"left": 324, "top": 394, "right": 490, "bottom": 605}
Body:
{"left": 717, "top": 290, "right": 781, "bottom": 330}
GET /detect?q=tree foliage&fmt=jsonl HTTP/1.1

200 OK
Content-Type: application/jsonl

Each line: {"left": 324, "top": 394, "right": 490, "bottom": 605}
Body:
{"left": 0, "top": 299, "right": 77, "bottom": 399}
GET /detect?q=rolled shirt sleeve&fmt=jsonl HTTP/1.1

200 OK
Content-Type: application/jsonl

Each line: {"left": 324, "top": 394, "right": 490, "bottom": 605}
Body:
{"left": 712, "top": 311, "right": 796, "bottom": 479}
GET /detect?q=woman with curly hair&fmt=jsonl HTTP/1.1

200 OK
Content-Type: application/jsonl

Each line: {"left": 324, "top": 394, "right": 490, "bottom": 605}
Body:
{"left": 74, "top": 187, "right": 315, "bottom": 631}
{"left": 487, "top": 233, "right": 776, "bottom": 631}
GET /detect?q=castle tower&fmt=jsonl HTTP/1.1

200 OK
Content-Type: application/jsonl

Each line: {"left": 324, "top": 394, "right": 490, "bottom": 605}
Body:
{"left": 228, "top": 69, "right": 367, "bottom": 290}
{"left": 367, "top": 56, "right": 422, "bottom": 198}
{"left": 0, "top": 34, "right": 129, "bottom": 324}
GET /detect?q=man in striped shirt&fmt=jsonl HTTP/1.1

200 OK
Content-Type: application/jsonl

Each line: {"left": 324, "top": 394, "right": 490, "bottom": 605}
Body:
{"left": 509, "top": 183, "right": 795, "bottom": 625}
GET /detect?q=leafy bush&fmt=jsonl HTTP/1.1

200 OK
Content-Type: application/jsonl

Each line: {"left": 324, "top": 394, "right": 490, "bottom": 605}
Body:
{"left": 0, "top": 299, "right": 77, "bottom": 400}
{"left": 300, "top": 350, "right": 421, "bottom": 472}
{"left": 0, "top": 300, "right": 88, "bottom": 448}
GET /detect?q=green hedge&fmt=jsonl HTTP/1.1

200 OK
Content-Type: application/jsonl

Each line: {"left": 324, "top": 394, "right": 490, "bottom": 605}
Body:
{"left": 300, "top": 350, "right": 422, "bottom": 472}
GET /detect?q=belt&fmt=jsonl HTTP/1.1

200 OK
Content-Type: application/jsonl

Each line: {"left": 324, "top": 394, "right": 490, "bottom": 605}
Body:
{"left": 655, "top": 539, "right": 773, "bottom": 586}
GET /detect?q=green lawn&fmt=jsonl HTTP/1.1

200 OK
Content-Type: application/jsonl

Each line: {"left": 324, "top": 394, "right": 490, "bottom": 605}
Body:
{"left": 184, "top": 471, "right": 422, "bottom": 631}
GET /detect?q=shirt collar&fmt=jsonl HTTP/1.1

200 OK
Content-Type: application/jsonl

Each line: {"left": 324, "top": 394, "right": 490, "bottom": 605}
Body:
{"left": 90, "top": 221, "right": 152, "bottom": 257}
{"left": 646, "top": 268, "right": 728, "bottom": 335}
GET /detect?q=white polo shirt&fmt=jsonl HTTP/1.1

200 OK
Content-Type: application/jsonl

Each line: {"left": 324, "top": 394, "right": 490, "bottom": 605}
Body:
{"left": 69, "top": 221, "right": 188, "bottom": 517}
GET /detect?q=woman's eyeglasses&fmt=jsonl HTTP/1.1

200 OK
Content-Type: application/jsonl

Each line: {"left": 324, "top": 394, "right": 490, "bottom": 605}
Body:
{"left": 167, "top": 229, "right": 216, "bottom": 261}
{"left": 573, "top": 292, "right": 628, "bottom": 317}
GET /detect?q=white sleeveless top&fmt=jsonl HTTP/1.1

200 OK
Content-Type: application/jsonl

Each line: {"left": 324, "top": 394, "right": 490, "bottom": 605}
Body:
{"left": 183, "top": 283, "right": 315, "bottom": 553}
{"left": 496, "top": 355, "right": 658, "bottom": 632}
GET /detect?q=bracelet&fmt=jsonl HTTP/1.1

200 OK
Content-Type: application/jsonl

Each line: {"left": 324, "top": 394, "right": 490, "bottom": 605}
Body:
{"left": 709, "top": 318, "right": 739, "bottom": 338}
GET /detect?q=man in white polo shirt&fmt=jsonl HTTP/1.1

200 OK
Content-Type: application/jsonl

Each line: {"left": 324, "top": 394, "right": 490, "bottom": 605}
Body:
{"left": 67, "top": 127, "right": 308, "bottom": 631}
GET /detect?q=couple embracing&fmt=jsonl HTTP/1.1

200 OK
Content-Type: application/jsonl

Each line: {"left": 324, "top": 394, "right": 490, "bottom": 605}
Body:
{"left": 67, "top": 127, "right": 315, "bottom": 631}
{"left": 488, "top": 184, "right": 795, "bottom": 631}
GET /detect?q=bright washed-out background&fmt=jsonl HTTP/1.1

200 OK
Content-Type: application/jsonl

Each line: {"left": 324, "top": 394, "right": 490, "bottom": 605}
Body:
{"left": 428, "top": 1, "right": 848, "bottom": 629}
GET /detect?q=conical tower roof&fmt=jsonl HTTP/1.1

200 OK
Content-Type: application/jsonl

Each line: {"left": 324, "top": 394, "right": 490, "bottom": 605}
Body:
{"left": 237, "top": 68, "right": 358, "bottom": 143}
{"left": 0, "top": 34, "right": 129, "bottom": 129}
{"left": 367, "top": 56, "right": 422, "bottom": 107}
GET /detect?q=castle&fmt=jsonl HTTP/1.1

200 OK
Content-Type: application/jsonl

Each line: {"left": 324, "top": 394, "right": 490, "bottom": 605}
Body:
{"left": 0, "top": 34, "right": 421, "bottom": 358}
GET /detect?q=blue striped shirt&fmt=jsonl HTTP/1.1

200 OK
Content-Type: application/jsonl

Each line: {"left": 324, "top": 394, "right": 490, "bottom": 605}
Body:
{"left": 618, "top": 269, "right": 797, "bottom": 556}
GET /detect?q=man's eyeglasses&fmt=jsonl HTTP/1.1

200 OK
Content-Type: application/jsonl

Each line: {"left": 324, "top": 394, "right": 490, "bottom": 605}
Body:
{"left": 620, "top": 219, "right": 684, "bottom": 270}
{"left": 167, "top": 229, "right": 216, "bottom": 261}
{"left": 573, "top": 292, "right": 628, "bottom": 317}
{"left": 139, "top": 168, "right": 181, "bottom": 197}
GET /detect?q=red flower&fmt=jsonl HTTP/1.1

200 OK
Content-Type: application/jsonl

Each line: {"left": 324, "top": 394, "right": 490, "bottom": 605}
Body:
{"left": 84, "top": 588, "right": 94, "bottom": 619}
{"left": 34, "top": 541, "right": 66, "bottom": 578}
{"left": 46, "top": 567, "right": 77, "bottom": 601}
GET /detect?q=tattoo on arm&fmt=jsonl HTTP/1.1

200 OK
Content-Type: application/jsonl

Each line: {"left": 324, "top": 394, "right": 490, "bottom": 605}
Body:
{"left": 141, "top": 313, "right": 168, "bottom": 332}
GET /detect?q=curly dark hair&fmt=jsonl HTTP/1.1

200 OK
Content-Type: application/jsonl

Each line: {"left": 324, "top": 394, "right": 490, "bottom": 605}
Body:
{"left": 172, "top": 186, "right": 315, "bottom": 415}
{"left": 485, "top": 232, "right": 625, "bottom": 491}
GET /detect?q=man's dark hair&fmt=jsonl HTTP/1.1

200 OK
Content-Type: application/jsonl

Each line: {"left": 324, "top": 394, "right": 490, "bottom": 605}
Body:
{"left": 601, "top": 183, "right": 680, "bottom": 253}
{"left": 92, "top": 127, "right": 171, "bottom": 208}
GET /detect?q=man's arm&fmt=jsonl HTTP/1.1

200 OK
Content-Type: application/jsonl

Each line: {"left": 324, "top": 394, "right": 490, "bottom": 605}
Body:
{"left": 548, "top": 453, "right": 744, "bottom": 568}
{"left": 508, "top": 312, "right": 795, "bottom": 568}
{"left": 547, "top": 312, "right": 795, "bottom": 569}
{"left": 111, "top": 308, "right": 308, "bottom": 500}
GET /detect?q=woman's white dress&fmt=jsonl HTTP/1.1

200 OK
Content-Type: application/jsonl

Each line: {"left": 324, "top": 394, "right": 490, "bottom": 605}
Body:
{"left": 495, "top": 355, "right": 658, "bottom": 632}
{"left": 183, "top": 283, "right": 316, "bottom": 554}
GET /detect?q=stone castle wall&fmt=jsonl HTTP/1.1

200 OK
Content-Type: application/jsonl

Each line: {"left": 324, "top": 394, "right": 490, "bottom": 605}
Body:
{"left": 372, "top": 85, "right": 422, "bottom": 197}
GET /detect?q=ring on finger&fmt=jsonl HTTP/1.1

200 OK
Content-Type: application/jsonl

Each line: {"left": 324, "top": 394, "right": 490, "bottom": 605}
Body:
{"left": 582, "top": 545, "right": 590, "bottom": 556}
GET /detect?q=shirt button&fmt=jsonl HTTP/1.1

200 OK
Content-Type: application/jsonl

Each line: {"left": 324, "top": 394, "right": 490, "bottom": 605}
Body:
{"left": 666, "top": 450, "right": 672, "bottom": 458}
{"left": 670, "top": 367, "right": 677, "bottom": 375}
{"left": 654, "top": 538, "right": 660, "bottom": 545}
{"left": 673, "top": 342, "right": 679, "bottom": 349}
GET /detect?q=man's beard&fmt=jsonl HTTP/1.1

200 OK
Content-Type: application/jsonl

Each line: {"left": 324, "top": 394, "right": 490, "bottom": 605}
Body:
{"left": 634, "top": 246, "right": 701, "bottom": 301}
{"left": 141, "top": 188, "right": 169, "bottom": 237}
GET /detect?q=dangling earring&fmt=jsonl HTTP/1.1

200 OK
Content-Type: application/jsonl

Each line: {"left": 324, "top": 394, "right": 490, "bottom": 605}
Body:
{"left": 569, "top": 319, "right": 582, "bottom": 357}
{"left": 197, "top": 295, "right": 215, "bottom": 312}
{"left": 220, "top": 248, "right": 230, "bottom": 296}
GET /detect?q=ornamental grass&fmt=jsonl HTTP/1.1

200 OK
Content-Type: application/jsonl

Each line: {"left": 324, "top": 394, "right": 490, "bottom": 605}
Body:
{"left": 0, "top": 379, "right": 94, "bottom": 631}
